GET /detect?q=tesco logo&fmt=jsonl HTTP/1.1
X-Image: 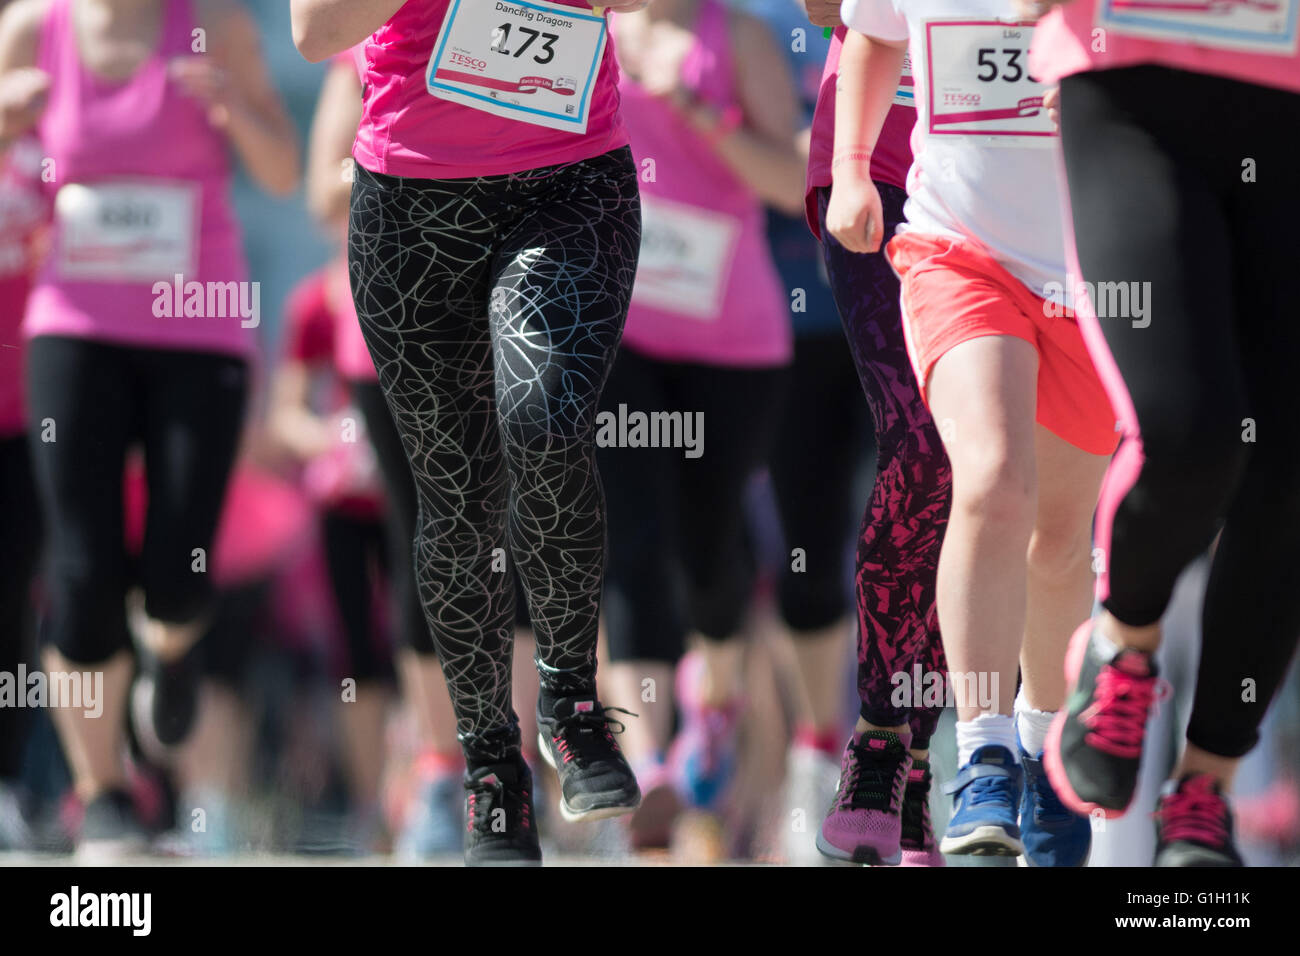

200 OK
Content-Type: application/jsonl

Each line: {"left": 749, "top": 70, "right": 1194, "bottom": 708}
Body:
{"left": 449, "top": 52, "right": 487, "bottom": 71}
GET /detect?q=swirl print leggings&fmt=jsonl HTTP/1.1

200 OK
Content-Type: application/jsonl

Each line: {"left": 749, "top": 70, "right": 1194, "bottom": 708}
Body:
{"left": 348, "top": 148, "right": 641, "bottom": 753}
{"left": 817, "top": 185, "right": 951, "bottom": 749}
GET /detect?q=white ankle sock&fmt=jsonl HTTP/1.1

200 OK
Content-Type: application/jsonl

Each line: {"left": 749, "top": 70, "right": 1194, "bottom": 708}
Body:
{"left": 1014, "top": 688, "right": 1055, "bottom": 757}
{"left": 1091, "top": 627, "right": 1121, "bottom": 661}
{"left": 955, "top": 713, "right": 1018, "bottom": 768}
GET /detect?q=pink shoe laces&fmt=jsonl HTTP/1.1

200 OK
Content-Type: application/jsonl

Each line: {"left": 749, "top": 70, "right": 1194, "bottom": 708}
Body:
{"left": 1157, "top": 775, "right": 1229, "bottom": 847}
{"left": 1080, "top": 658, "right": 1165, "bottom": 758}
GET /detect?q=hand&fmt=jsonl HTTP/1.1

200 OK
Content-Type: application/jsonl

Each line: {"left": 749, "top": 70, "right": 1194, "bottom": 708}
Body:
{"left": 826, "top": 173, "right": 884, "bottom": 254}
{"left": 0, "top": 68, "right": 51, "bottom": 141}
{"left": 802, "top": 0, "right": 842, "bottom": 29}
{"left": 168, "top": 56, "right": 239, "bottom": 128}
{"left": 1044, "top": 85, "right": 1060, "bottom": 131}
{"left": 593, "top": 0, "right": 651, "bottom": 11}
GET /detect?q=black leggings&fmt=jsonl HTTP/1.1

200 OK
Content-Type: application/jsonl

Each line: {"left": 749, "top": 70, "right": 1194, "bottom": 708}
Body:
{"left": 352, "top": 380, "right": 531, "bottom": 658}
{"left": 25, "top": 336, "right": 248, "bottom": 664}
{"left": 769, "top": 331, "right": 872, "bottom": 634}
{"left": 600, "top": 346, "right": 786, "bottom": 663}
{"left": 321, "top": 508, "right": 395, "bottom": 683}
{"left": 0, "top": 433, "right": 40, "bottom": 778}
{"left": 348, "top": 148, "right": 640, "bottom": 746}
{"left": 1060, "top": 66, "right": 1300, "bottom": 758}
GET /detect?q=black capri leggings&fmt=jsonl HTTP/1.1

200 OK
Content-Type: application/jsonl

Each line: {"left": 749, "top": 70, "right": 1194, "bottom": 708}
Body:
{"left": 0, "top": 433, "right": 41, "bottom": 777}
{"left": 348, "top": 148, "right": 640, "bottom": 746}
{"left": 1060, "top": 65, "right": 1300, "bottom": 758}
{"left": 321, "top": 508, "right": 395, "bottom": 683}
{"left": 769, "top": 330, "right": 872, "bottom": 634}
{"left": 600, "top": 346, "right": 786, "bottom": 664}
{"left": 25, "top": 336, "right": 248, "bottom": 664}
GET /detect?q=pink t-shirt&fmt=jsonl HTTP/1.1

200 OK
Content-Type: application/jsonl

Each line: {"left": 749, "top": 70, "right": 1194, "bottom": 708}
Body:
{"left": 616, "top": 0, "right": 791, "bottom": 367}
{"left": 0, "top": 138, "right": 51, "bottom": 436}
{"left": 354, "top": 0, "right": 629, "bottom": 180}
{"left": 805, "top": 25, "right": 917, "bottom": 239}
{"left": 25, "top": 0, "right": 253, "bottom": 356}
{"left": 1030, "top": 0, "right": 1300, "bottom": 93}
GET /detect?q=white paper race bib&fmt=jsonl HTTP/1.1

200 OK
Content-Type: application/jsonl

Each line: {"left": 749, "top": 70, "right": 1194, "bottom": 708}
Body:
{"left": 426, "top": 0, "right": 608, "bottom": 134}
{"left": 924, "top": 20, "right": 1055, "bottom": 146}
{"left": 56, "top": 181, "right": 197, "bottom": 282}
{"left": 894, "top": 51, "right": 916, "bottom": 107}
{"left": 632, "top": 196, "right": 741, "bottom": 321}
{"left": 1096, "top": 0, "right": 1298, "bottom": 54}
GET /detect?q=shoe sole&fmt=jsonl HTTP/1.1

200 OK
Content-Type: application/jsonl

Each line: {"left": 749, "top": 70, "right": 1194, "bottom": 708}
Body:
{"left": 939, "top": 825, "right": 1023, "bottom": 857}
{"left": 815, "top": 830, "right": 902, "bottom": 866}
{"left": 536, "top": 731, "right": 641, "bottom": 823}
{"left": 1018, "top": 844, "right": 1093, "bottom": 868}
{"left": 1043, "top": 622, "right": 1133, "bottom": 821}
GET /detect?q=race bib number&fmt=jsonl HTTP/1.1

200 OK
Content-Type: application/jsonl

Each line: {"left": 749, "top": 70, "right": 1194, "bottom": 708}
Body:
{"left": 56, "top": 181, "right": 198, "bottom": 282}
{"left": 426, "top": 0, "right": 608, "bottom": 134}
{"left": 1096, "top": 0, "right": 1298, "bottom": 55}
{"left": 924, "top": 20, "right": 1055, "bottom": 145}
{"left": 894, "top": 51, "right": 916, "bottom": 107}
{"left": 633, "top": 196, "right": 741, "bottom": 321}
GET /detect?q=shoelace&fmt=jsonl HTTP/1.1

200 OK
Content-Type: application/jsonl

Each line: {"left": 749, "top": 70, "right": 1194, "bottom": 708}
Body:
{"left": 1157, "top": 778, "right": 1229, "bottom": 847}
{"left": 900, "top": 770, "right": 933, "bottom": 846}
{"left": 965, "top": 773, "right": 1017, "bottom": 808}
{"left": 1025, "top": 761, "right": 1071, "bottom": 823}
{"left": 1082, "top": 665, "right": 1165, "bottom": 758}
{"left": 466, "top": 776, "right": 531, "bottom": 835}
{"left": 551, "top": 706, "right": 636, "bottom": 769}
{"left": 841, "top": 741, "right": 907, "bottom": 812}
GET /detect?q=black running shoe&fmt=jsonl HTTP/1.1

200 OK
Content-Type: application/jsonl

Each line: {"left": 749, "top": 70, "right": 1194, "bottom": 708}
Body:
{"left": 537, "top": 695, "right": 640, "bottom": 822}
{"left": 78, "top": 788, "right": 147, "bottom": 862}
{"left": 131, "top": 643, "right": 202, "bottom": 750}
{"left": 463, "top": 757, "right": 542, "bottom": 867}
{"left": 1155, "top": 774, "right": 1244, "bottom": 867}
{"left": 1044, "top": 622, "right": 1164, "bottom": 818}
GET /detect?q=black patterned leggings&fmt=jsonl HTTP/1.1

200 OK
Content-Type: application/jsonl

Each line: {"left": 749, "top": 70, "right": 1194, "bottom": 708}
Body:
{"left": 347, "top": 147, "right": 640, "bottom": 750}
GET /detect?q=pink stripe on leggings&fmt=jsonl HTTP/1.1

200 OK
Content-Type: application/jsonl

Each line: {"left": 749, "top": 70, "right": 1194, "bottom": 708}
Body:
{"left": 1055, "top": 149, "right": 1143, "bottom": 605}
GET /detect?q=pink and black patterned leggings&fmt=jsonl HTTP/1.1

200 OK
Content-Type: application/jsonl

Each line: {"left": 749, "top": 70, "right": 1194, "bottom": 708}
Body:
{"left": 816, "top": 184, "right": 950, "bottom": 750}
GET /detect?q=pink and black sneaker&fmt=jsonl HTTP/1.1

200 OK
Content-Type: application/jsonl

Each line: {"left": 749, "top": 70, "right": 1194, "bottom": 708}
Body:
{"left": 899, "top": 757, "right": 945, "bottom": 866}
{"left": 463, "top": 756, "right": 542, "bottom": 867}
{"left": 816, "top": 729, "right": 912, "bottom": 866}
{"left": 1045, "top": 622, "right": 1166, "bottom": 818}
{"left": 537, "top": 695, "right": 641, "bottom": 822}
{"left": 1154, "top": 773, "right": 1243, "bottom": 867}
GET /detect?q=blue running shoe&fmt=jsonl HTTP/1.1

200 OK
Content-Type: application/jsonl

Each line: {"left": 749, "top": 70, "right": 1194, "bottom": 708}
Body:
{"left": 1019, "top": 734, "right": 1091, "bottom": 867}
{"left": 397, "top": 771, "right": 464, "bottom": 860}
{"left": 940, "top": 745, "right": 1024, "bottom": 856}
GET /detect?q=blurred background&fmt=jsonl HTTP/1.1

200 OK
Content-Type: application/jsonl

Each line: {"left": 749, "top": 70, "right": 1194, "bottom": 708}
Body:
{"left": 1, "top": 0, "right": 1296, "bottom": 866}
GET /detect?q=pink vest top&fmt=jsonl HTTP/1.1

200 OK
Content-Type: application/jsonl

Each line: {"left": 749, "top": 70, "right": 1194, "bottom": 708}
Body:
{"left": 25, "top": 0, "right": 252, "bottom": 356}
{"left": 354, "top": 0, "right": 629, "bottom": 180}
{"left": 617, "top": 0, "right": 791, "bottom": 367}
{"left": 0, "top": 138, "right": 51, "bottom": 435}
